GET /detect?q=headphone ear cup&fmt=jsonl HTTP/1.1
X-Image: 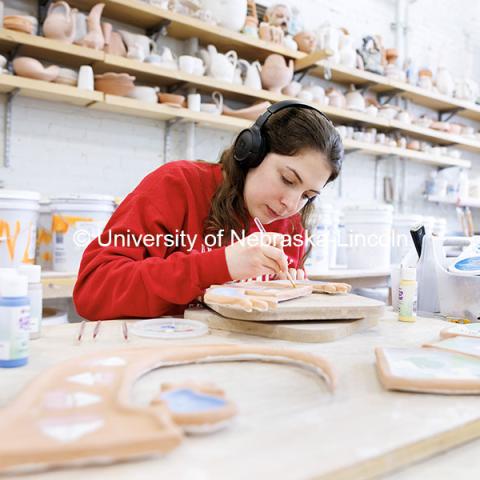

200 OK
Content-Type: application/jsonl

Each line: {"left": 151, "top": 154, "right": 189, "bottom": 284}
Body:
{"left": 233, "top": 126, "right": 263, "bottom": 168}
{"left": 247, "top": 131, "right": 267, "bottom": 168}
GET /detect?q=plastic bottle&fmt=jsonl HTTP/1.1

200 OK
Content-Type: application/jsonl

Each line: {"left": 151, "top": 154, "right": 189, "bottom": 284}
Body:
{"left": 398, "top": 266, "right": 417, "bottom": 322}
{"left": 18, "top": 264, "right": 42, "bottom": 339}
{"left": 0, "top": 273, "right": 30, "bottom": 368}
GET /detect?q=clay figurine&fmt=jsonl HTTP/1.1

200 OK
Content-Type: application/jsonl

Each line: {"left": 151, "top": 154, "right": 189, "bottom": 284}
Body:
{"left": 293, "top": 31, "right": 317, "bottom": 54}
{"left": 12, "top": 57, "right": 60, "bottom": 82}
{"left": 263, "top": 3, "right": 291, "bottom": 34}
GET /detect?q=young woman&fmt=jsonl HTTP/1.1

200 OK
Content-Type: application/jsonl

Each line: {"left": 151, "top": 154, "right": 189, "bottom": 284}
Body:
{"left": 73, "top": 101, "right": 343, "bottom": 320}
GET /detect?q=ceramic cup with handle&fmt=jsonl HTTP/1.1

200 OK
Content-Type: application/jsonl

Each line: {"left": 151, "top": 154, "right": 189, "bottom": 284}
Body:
{"left": 178, "top": 55, "right": 196, "bottom": 74}
{"left": 77, "top": 65, "right": 94, "bottom": 91}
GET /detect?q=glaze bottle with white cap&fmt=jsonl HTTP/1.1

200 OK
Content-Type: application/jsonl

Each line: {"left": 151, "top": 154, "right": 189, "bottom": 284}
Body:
{"left": 0, "top": 272, "right": 30, "bottom": 367}
{"left": 398, "top": 266, "right": 417, "bottom": 322}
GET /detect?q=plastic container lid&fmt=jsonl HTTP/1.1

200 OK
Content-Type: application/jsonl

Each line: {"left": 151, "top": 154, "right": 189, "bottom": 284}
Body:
{"left": 18, "top": 264, "right": 42, "bottom": 283}
{"left": 0, "top": 273, "right": 28, "bottom": 297}
{"left": 0, "top": 190, "right": 41, "bottom": 201}
{"left": 130, "top": 318, "right": 208, "bottom": 339}
{"left": 50, "top": 194, "right": 115, "bottom": 203}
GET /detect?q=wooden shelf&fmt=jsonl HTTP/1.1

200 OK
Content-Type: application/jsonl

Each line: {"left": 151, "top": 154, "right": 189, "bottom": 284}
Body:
{"left": 102, "top": 54, "right": 283, "bottom": 103}
{"left": 427, "top": 195, "right": 480, "bottom": 208}
{"left": 0, "top": 28, "right": 103, "bottom": 66}
{"left": 91, "top": 94, "right": 251, "bottom": 131}
{"left": 70, "top": 0, "right": 303, "bottom": 61}
{"left": 0, "top": 74, "right": 103, "bottom": 106}
{"left": 294, "top": 59, "right": 480, "bottom": 122}
{"left": 343, "top": 139, "right": 472, "bottom": 168}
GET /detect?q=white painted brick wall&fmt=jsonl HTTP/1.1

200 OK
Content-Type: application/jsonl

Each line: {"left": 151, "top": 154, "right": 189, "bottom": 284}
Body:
{"left": 0, "top": 0, "right": 479, "bottom": 232}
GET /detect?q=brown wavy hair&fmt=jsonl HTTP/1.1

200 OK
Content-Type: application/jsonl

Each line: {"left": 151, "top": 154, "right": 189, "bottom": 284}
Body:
{"left": 203, "top": 107, "right": 344, "bottom": 264}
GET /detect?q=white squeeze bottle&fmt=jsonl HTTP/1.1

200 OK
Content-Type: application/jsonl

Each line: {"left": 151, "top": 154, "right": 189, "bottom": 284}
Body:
{"left": 398, "top": 266, "right": 417, "bottom": 322}
{"left": 18, "top": 264, "right": 42, "bottom": 339}
{"left": 0, "top": 272, "right": 30, "bottom": 368}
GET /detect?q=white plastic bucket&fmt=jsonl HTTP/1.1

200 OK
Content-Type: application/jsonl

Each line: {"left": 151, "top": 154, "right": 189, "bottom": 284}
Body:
{"left": 391, "top": 213, "right": 422, "bottom": 264}
{"left": 343, "top": 204, "right": 393, "bottom": 269}
{"left": 305, "top": 204, "right": 332, "bottom": 274}
{"left": 36, "top": 199, "right": 53, "bottom": 270}
{"left": 50, "top": 194, "right": 115, "bottom": 272}
{"left": 0, "top": 190, "right": 40, "bottom": 267}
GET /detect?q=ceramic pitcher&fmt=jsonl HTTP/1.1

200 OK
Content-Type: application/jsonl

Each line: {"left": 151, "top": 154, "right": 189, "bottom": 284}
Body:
{"left": 42, "top": 1, "right": 77, "bottom": 43}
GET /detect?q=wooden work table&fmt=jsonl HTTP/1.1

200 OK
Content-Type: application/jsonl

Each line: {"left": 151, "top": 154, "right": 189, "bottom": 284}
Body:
{"left": 1, "top": 311, "right": 479, "bottom": 479}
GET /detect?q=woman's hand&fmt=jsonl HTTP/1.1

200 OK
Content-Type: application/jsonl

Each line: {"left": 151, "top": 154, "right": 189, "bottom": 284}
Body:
{"left": 225, "top": 232, "right": 289, "bottom": 281}
{"left": 275, "top": 268, "right": 306, "bottom": 281}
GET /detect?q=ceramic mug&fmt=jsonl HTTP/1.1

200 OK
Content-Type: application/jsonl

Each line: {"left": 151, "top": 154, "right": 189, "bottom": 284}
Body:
{"left": 178, "top": 55, "right": 196, "bottom": 74}
{"left": 77, "top": 65, "right": 94, "bottom": 91}
{"left": 187, "top": 93, "right": 201, "bottom": 112}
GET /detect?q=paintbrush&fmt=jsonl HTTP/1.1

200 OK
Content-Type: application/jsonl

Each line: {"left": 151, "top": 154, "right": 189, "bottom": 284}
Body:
{"left": 77, "top": 320, "right": 86, "bottom": 343}
{"left": 122, "top": 321, "right": 129, "bottom": 341}
{"left": 92, "top": 321, "right": 101, "bottom": 340}
{"left": 254, "top": 216, "right": 297, "bottom": 288}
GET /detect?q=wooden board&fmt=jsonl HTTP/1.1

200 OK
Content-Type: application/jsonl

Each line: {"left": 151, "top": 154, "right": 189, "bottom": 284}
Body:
{"left": 206, "top": 292, "right": 385, "bottom": 321}
{"left": 185, "top": 307, "right": 379, "bottom": 343}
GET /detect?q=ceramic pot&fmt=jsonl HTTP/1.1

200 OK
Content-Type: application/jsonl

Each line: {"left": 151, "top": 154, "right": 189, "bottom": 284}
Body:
{"left": 13, "top": 57, "right": 60, "bottom": 82}
{"left": 42, "top": 1, "right": 76, "bottom": 43}
{"left": 202, "top": 0, "right": 247, "bottom": 32}
{"left": 104, "top": 31, "right": 127, "bottom": 57}
{"left": 326, "top": 88, "right": 346, "bottom": 108}
{"left": 95, "top": 72, "right": 135, "bottom": 96}
{"left": 345, "top": 86, "right": 365, "bottom": 111}
{"left": 260, "top": 54, "right": 293, "bottom": 93}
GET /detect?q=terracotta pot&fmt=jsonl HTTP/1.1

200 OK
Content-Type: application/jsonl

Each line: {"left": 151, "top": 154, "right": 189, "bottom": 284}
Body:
{"left": 13, "top": 57, "right": 60, "bottom": 82}
{"left": 260, "top": 54, "right": 293, "bottom": 93}
{"left": 4, "top": 15, "right": 38, "bottom": 34}
{"left": 157, "top": 93, "right": 185, "bottom": 107}
{"left": 80, "top": 3, "right": 105, "bottom": 50}
{"left": 104, "top": 31, "right": 127, "bottom": 57}
{"left": 94, "top": 72, "right": 135, "bottom": 96}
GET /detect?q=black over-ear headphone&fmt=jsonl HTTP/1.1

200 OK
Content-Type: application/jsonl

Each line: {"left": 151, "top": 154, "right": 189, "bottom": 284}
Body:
{"left": 232, "top": 99, "right": 331, "bottom": 169}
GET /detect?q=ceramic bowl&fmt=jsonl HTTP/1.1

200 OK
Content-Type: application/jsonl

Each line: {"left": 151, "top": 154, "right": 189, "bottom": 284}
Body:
{"left": 128, "top": 86, "right": 158, "bottom": 104}
{"left": 54, "top": 68, "right": 78, "bottom": 86}
{"left": 95, "top": 73, "right": 136, "bottom": 96}
{"left": 13, "top": 57, "right": 60, "bottom": 82}
{"left": 157, "top": 93, "right": 185, "bottom": 107}
{"left": 200, "top": 103, "right": 221, "bottom": 115}
{"left": 3, "top": 15, "right": 38, "bottom": 34}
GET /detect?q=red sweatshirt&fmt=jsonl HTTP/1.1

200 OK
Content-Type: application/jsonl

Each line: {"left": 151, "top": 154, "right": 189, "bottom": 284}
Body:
{"left": 73, "top": 160, "right": 305, "bottom": 320}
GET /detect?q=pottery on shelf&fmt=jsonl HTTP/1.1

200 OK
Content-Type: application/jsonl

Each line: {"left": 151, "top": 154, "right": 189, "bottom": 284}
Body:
{"left": 128, "top": 86, "right": 158, "bottom": 104}
{"left": 3, "top": 15, "right": 38, "bottom": 34}
{"left": 42, "top": 1, "right": 77, "bottom": 44}
{"left": 199, "top": 45, "right": 237, "bottom": 83}
{"left": 53, "top": 67, "right": 78, "bottom": 86}
{"left": 357, "top": 35, "right": 384, "bottom": 75}
{"left": 263, "top": 3, "right": 291, "bottom": 34}
{"left": 338, "top": 30, "right": 357, "bottom": 68}
{"left": 345, "top": 85, "right": 365, "bottom": 112}
{"left": 80, "top": 3, "right": 105, "bottom": 50}
{"left": 293, "top": 31, "right": 316, "bottom": 54}
{"left": 200, "top": 91, "right": 223, "bottom": 115}
{"left": 94, "top": 72, "right": 135, "bottom": 96}
{"left": 260, "top": 54, "right": 293, "bottom": 93}
{"left": 223, "top": 101, "right": 271, "bottom": 120}
{"left": 282, "top": 81, "right": 302, "bottom": 97}
{"left": 73, "top": 11, "right": 87, "bottom": 44}
{"left": 303, "top": 83, "right": 326, "bottom": 103}
{"left": 119, "top": 30, "right": 156, "bottom": 62}
{"left": 202, "top": 0, "right": 247, "bottom": 32}
{"left": 258, "top": 22, "right": 284, "bottom": 44}
{"left": 326, "top": 87, "right": 346, "bottom": 109}
{"left": 13, "top": 57, "right": 60, "bottom": 82}
{"left": 238, "top": 59, "right": 262, "bottom": 90}
{"left": 158, "top": 92, "right": 185, "bottom": 107}
{"left": 104, "top": 31, "right": 127, "bottom": 57}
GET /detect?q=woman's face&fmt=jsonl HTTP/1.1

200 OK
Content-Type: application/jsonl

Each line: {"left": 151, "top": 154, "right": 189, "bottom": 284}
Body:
{"left": 243, "top": 149, "right": 333, "bottom": 224}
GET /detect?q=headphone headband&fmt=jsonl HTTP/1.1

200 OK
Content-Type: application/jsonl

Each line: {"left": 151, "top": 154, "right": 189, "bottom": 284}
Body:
{"left": 233, "top": 100, "right": 331, "bottom": 168}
